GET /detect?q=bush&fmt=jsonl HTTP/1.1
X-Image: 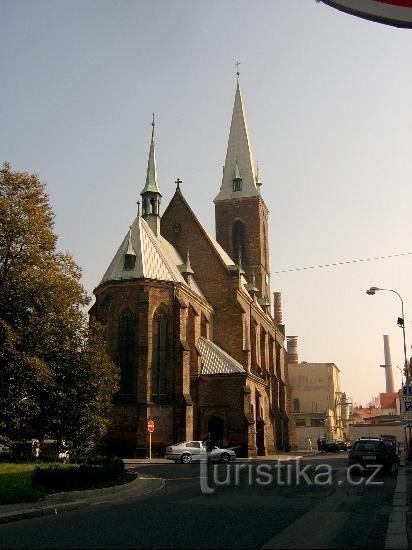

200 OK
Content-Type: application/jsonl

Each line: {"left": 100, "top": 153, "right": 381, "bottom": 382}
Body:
{"left": 32, "top": 457, "right": 124, "bottom": 491}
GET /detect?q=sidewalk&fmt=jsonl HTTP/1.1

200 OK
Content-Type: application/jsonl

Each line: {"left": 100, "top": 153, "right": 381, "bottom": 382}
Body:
{"left": 0, "top": 474, "right": 164, "bottom": 525}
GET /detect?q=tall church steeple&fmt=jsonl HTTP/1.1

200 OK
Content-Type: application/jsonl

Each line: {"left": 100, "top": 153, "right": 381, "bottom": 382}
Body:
{"left": 141, "top": 114, "right": 162, "bottom": 235}
{"left": 214, "top": 79, "right": 271, "bottom": 310}
{"left": 214, "top": 81, "right": 259, "bottom": 202}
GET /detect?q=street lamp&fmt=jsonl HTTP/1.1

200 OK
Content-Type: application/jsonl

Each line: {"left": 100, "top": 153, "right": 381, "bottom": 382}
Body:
{"left": 366, "top": 287, "right": 408, "bottom": 382}
{"left": 366, "top": 286, "right": 411, "bottom": 460}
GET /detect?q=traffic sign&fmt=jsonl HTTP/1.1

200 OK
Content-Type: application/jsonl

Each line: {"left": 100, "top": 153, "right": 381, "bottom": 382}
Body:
{"left": 147, "top": 420, "right": 155, "bottom": 433}
{"left": 403, "top": 386, "right": 412, "bottom": 396}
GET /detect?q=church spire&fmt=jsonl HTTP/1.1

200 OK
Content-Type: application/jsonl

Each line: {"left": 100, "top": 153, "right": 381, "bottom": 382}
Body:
{"left": 214, "top": 80, "right": 258, "bottom": 202}
{"left": 141, "top": 114, "right": 162, "bottom": 235}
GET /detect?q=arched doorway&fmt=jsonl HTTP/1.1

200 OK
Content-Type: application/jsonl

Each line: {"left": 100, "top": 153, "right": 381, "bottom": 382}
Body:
{"left": 207, "top": 417, "right": 224, "bottom": 447}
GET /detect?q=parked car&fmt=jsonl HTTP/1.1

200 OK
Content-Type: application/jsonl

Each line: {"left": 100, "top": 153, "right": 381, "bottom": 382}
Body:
{"left": 337, "top": 441, "right": 348, "bottom": 451}
{"left": 165, "top": 441, "right": 237, "bottom": 463}
{"left": 348, "top": 438, "right": 396, "bottom": 474}
{"left": 0, "top": 444, "right": 10, "bottom": 457}
{"left": 321, "top": 440, "right": 340, "bottom": 453}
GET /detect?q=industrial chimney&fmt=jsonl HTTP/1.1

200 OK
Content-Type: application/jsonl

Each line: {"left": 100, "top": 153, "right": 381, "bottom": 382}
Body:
{"left": 381, "top": 334, "right": 395, "bottom": 393}
{"left": 286, "top": 336, "right": 299, "bottom": 364}
{"left": 273, "top": 292, "right": 283, "bottom": 324}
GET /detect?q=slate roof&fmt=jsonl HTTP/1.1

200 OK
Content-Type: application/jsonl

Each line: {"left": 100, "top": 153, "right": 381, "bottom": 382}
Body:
{"left": 196, "top": 336, "right": 246, "bottom": 375}
{"left": 100, "top": 216, "right": 205, "bottom": 300}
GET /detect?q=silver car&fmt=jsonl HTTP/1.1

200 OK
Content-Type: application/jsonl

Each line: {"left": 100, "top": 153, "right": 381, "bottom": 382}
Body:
{"left": 165, "top": 441, "right": 237, "bottom": 464}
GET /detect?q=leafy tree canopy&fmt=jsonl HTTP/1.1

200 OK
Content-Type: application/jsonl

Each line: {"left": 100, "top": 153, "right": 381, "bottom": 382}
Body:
{"left": 0, "top": 163, "right": 119, "bottom": 451}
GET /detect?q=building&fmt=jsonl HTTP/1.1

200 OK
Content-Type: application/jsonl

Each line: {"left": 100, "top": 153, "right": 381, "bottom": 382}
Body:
{"left": 348, "top": 392, "right": 403, "bottom": 442}
{"left": 287, "top": 347, "right": 346, "bottom": 447}
{"left": 90, "top": 80, "right": 296, "bottom": 457}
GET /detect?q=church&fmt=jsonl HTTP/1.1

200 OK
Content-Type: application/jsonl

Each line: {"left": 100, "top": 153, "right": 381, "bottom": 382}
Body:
{"left": 90, "top": 79, "right": 296, "bottom": 457}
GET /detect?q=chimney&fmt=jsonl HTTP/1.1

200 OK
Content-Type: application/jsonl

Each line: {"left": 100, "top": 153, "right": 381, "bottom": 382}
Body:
{"left": 286, "top": 336, "right": 299, "bottom": 364}
{"left": 382, "top": 334, "right": 395, "bottom": 393}
{"left": 273, "top": 292, "right": 283, "bottom": 324}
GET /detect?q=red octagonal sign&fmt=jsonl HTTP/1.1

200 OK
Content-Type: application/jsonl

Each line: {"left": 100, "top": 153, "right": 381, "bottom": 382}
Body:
{"left": 147, "top": 420, "right": 155, "bottom": 433}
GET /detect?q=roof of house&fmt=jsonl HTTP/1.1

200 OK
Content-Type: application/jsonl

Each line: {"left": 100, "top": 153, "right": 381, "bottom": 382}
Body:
{"left": 379, "top": 392, "right": 398, "bottom": 409}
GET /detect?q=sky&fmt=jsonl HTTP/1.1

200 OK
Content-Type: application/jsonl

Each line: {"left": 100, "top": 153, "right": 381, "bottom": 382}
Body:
{"left": 1, "top": 0, "right": 412, "bottom": 405}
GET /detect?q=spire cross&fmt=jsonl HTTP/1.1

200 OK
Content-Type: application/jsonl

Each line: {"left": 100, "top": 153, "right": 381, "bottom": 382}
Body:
{"left": 235, "top": 60, "right": 241, "bottom": 80}
{"left": 175, "top": 178, "right": 182, "bottom": 190}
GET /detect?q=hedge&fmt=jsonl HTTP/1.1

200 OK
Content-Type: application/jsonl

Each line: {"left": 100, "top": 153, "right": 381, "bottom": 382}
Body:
{"left": 32, "top": 457, "right": 124, "bottom": 491}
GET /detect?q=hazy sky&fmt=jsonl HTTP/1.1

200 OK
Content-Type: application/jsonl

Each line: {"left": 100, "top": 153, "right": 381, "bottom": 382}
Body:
{"left": 1, "top": 0, "right": 412, "bottom": 405}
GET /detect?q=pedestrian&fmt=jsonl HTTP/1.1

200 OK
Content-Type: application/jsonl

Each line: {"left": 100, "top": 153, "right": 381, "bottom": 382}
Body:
{"left": 317, "top": 437, "right": 322, "bottom": 451}
{"left": 203, "top": 432, "right": 214, "bottom": 453}
{"left": 308, "top": 437, "right": 312, "bottom": 450}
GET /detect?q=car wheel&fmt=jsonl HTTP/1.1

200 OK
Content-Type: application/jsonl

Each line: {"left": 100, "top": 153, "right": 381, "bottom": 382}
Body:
{"left": 220, "top": 452, "right": 231, "bottom": 463}
{"left": 180, "top": 453, "right": 191, "bottom": 464}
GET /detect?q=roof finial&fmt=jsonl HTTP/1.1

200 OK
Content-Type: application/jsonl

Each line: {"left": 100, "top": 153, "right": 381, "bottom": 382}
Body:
{"left": 137, "top": 200, "right": 140, "bottom": 216}
{"left": 151, "top": 112, "right": 155, "bottom": 139}
{"left": 175, "top": 177, "right": 182, "bottom": 190}
{"left": 235, "top": 60, "right": 241, "bottom": 82}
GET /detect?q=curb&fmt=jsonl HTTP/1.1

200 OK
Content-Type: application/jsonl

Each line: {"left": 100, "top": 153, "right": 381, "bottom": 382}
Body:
{"left": 0, "top": 476, "right": 164, "bottom": 524}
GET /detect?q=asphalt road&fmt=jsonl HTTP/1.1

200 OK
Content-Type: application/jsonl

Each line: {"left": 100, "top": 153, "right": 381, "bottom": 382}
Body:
{"left": 0, "top": 455, "right": 398, "bottom": 549}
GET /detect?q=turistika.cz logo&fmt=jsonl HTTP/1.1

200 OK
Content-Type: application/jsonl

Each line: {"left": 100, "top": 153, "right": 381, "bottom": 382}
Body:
{"left": 199, "top": 459, "right": 385, "bottom": 494}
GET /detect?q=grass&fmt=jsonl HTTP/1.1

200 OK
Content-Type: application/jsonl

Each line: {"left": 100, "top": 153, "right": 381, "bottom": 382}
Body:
{"left": 0, "top": 462, "right": 47, "bottom": 505}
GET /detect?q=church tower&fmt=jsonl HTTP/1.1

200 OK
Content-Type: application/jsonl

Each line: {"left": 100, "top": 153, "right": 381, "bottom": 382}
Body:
{"left": 214, "top": 79, "right": 271, "bottom": 310}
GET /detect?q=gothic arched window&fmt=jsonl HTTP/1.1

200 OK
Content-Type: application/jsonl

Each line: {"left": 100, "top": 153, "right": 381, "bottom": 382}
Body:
{"left": 118, "top": 310, "right": 136, "bottom": 395}
{"left": 232, "top": 220, "right": 246, "bottom": 264}
{"left": 152, "top": 309, "right": 168, "bottom": 399}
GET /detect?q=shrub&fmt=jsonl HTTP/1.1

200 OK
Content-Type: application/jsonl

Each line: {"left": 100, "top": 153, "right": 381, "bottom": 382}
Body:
{"left": 32, "top": 458, "right": 124, "bottom": 491}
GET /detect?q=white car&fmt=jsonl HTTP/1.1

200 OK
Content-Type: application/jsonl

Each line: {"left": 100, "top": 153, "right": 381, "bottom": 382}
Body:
{"left": 165, "top": 441, "right": 237, "bottom": 464}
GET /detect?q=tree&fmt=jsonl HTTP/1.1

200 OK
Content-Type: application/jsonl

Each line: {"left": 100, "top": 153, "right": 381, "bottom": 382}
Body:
{"left": 0, "top": 163, "right": 119, "bottom": 449}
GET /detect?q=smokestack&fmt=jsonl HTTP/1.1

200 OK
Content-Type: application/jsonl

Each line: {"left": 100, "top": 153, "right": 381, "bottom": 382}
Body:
{"left": 382, "top": 334, "right": 395, "bottom": 393}
{"left": 273, "top": 292, "right": 283, "bottom": 324}
{"left": 287, "top": 336, "right": 299, "bottom": 364}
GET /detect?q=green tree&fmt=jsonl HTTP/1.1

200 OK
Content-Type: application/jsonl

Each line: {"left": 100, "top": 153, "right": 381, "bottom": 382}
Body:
{"left": 0, "top": 163, "right": 119, "bottom": 449}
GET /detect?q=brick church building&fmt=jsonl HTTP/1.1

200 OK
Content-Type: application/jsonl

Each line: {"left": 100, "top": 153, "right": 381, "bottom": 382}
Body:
{"left": 90, "top": 80, "right": 296, "bottom": 457}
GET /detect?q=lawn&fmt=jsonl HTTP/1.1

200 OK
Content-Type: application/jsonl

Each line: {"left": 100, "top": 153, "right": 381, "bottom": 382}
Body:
{"left": 0, "top": 462, "right": 47, "bottom": 505}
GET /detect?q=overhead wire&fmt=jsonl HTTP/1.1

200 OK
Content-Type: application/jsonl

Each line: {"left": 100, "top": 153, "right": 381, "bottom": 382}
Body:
{"left": 273, "top": 251, "right": 412, "bottom": 274}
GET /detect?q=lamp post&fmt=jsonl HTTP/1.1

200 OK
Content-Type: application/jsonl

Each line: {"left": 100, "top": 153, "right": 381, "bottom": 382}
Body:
{"left": 366, "top": 286, "right": 411, "bottom": 460}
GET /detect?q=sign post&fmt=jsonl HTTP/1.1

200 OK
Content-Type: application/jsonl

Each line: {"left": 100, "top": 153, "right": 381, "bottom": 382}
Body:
{"left": 147, "top": 420, "right": 155, "bottom": 461}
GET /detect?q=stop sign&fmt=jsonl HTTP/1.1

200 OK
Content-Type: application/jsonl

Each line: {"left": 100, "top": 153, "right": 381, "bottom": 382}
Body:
{"left": 147, "top": 420, "right": 155, "bottom": 433}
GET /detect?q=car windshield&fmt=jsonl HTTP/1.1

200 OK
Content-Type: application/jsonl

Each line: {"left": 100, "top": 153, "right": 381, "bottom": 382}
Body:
{"left": 354, "top": 441, "right": 385, "bottom": 451}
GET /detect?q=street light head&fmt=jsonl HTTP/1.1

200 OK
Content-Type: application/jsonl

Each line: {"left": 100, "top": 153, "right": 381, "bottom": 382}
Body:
{"left": 366, "top": 288, "right": 376, "bottom": 295}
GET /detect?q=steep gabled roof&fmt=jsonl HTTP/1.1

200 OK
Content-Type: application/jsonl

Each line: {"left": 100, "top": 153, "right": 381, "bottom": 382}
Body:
{"left": 196, "top": 336, "right": 245, "bottom": 375}
{"left": 99, "top": 216, "right": 204, "bottom": 300}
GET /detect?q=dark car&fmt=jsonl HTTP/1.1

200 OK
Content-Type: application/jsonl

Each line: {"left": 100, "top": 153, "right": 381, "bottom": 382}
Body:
{"left": 337, "top": 441, "right": 347, "bottom": 451}
{"left": 322, "top": 440, "right": 340, "bottom": 453}
{"left": 348, "top": 438, "right": 396, "bottom": 474}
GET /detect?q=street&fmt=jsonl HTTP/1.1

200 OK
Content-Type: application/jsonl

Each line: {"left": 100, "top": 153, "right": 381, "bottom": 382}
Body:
{"left": 0, "top": 454, "right": 399, "bottom": 548}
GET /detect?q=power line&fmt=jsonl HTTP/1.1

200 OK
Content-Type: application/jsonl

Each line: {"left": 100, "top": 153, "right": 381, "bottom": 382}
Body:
{"left": 273, "top": 251, "right": 412, "bottom": 274}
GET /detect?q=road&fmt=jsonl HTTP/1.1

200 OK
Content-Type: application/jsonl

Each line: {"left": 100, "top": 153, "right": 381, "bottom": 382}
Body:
{"left": 0, "top": 454, "right": 398, "bottom": 549}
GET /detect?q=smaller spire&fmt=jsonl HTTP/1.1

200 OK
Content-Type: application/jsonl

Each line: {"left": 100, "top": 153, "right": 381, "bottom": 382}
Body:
{"left": 179, "top": 248, "right": 194, "bottom": 282}
{"left": 124, "top": 226, "right": 137, "bottom": 271}
{"left": 140, "top": 113, "right": 161, "bottom": 196}
{"left": 245, "top": 267, "right": 258, "bottom": 298}
{"left": 255, "top": 161, "right": 262, "bottom": 187}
